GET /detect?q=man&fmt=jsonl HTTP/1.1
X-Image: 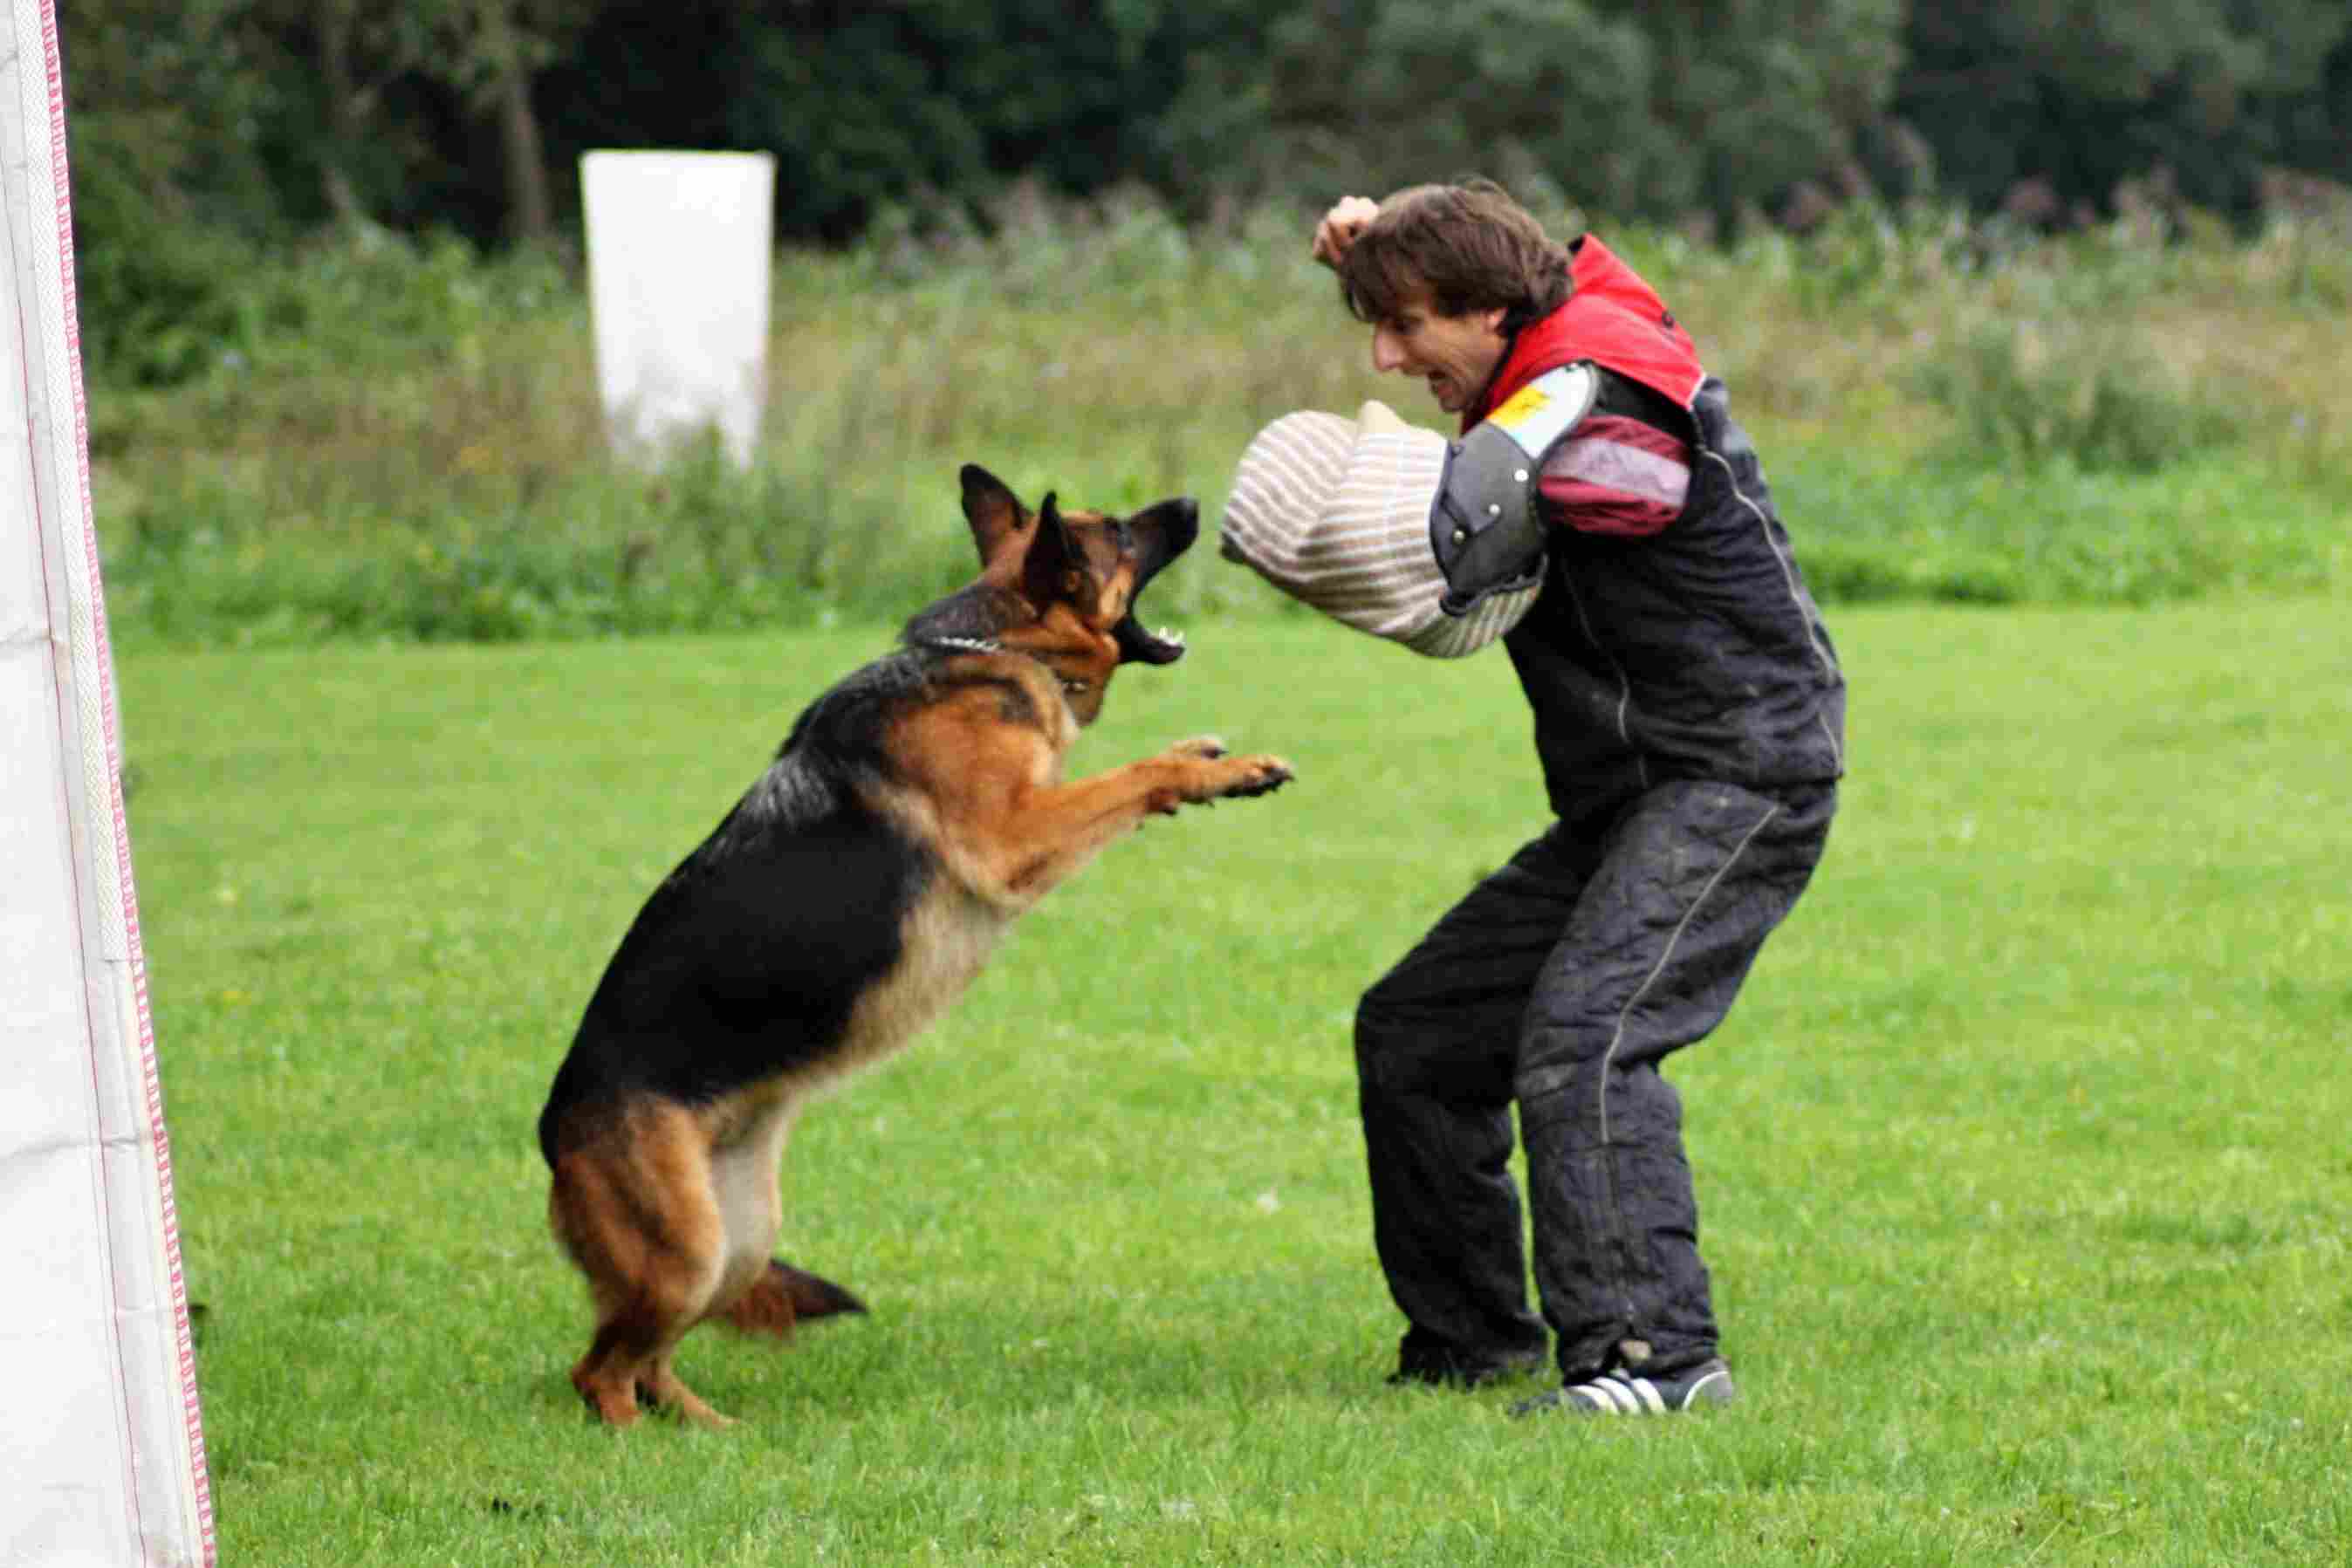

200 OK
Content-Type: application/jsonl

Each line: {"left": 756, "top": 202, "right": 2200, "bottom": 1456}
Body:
{"left": 1300, "top": 181, "right": 1845, "bottom": 1416}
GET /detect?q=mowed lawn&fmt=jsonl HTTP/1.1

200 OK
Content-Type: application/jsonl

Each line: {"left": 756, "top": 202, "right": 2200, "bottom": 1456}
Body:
{"left": 120, "top": 597, "right": 2351, "bottom": 1566}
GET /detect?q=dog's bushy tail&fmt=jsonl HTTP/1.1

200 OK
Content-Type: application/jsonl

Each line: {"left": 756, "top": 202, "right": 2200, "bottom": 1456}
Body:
{"left": 722, "top": 1260, "right": 868, "bottom": 1339}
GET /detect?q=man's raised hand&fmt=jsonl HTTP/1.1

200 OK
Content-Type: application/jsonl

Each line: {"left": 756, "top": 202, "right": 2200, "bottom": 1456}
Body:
{"left": 1311, "top": 195, "right": 1381, "bottom": 270}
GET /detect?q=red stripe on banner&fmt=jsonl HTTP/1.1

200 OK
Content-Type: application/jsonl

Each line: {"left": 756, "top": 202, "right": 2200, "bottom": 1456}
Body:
{"left": 38, "top": 0, "right": 218, "bottom": 1558}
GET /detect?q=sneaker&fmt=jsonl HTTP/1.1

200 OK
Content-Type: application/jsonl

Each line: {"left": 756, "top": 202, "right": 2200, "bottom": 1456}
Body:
{"left": 1388, "top": 1343, "right": 1548, "bottom": 1390}
{"left": 1510, "top": 1357, "right": 1736, "bottom": 1417}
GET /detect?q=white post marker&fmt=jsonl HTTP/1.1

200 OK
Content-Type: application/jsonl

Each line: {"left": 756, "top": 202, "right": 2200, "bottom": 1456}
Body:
{"left": 581, "top": 150, "right": 776, "bottom": 469}
{"left": 1, "top": 2, "right": 216, "bottom": 1563}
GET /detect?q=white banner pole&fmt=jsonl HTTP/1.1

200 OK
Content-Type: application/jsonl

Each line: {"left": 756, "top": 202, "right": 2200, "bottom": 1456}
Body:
{"left": 1, "top": 3, "right": 215, "bottom": 1563}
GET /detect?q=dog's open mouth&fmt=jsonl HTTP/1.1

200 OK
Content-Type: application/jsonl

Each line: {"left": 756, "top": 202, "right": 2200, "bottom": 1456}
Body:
{"left": 1114, "top": 496, "right": 1200, "bottom": 665}
{"left": 1114, "top": 619, "right": 1188, "bottom": 665}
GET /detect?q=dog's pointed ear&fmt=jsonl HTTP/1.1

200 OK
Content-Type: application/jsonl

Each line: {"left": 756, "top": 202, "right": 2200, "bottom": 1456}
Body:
{"left": 960, "top": 463, "right": 1030, "bottom": 565}
{"left": 1021, "top": 490, "right": 1080, "bottom": 604}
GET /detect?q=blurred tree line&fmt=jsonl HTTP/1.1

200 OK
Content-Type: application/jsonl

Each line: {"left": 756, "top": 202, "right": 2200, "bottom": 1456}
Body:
{"left": 63, "top": 0, "right": 2352, "bottom": 384}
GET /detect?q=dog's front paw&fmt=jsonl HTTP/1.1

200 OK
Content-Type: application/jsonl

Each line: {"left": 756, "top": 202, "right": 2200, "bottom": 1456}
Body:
{"left": 1215, "top": 755, "right": 1293, "bottom": 799}
{"left": 1167, "top": 735, "right": 1228, "bottom": 761}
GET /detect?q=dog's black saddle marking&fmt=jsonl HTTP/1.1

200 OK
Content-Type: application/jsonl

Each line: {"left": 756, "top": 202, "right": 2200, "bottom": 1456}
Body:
{"left": 539, "top": 598, "right": 1087, "bottom": 1164}
{"left": 539, "top": 655, "right": 947, "bottom": 1161}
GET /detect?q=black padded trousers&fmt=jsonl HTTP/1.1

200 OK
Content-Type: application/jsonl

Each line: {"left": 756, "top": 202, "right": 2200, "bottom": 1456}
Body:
{"left": 1354, "top": 777, "right": 1835, "bottom": 1381}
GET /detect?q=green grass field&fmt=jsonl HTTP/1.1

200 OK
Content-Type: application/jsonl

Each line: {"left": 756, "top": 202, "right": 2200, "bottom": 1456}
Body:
{"left": 124, "top": 596, "right": 2351, "bottom": 1566}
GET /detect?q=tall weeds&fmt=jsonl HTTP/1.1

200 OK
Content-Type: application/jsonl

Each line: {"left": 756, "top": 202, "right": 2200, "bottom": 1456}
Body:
{"left": 90, "top": 194, "right": 2352, "bottom": 647}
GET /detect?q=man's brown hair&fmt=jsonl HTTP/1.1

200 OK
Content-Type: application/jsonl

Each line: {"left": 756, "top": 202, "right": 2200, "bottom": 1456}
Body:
{"left": 1337, "top": 179, "right": 1575, "bottom": 335}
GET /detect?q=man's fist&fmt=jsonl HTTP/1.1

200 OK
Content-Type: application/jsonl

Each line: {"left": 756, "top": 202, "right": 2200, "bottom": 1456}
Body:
{"left": 1311, "top": 195, "right": 1381, "bottom": 269}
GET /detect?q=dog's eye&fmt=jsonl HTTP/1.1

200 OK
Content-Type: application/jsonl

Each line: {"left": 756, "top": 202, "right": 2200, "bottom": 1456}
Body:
{"left": 1060, "top": 677, "right": 1091, "bottom": 695}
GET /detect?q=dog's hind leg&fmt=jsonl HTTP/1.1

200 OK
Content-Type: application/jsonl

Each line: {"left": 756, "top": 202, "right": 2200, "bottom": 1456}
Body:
{"left": 636, "top": 1356, "right": 731, "bottom": 1428}
{"left": 548, "top": 1105, "right": 735, "bottom": 1428}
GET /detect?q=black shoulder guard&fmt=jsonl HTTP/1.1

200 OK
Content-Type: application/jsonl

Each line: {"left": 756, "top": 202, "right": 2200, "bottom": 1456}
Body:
{"left": 1430, "top": 362, "right": 1601, "bottom": 616}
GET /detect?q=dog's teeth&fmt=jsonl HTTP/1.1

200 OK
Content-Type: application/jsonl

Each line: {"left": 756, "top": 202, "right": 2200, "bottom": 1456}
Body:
{"left": 1158, "top": 627, "right": 1186, "bottom": 646}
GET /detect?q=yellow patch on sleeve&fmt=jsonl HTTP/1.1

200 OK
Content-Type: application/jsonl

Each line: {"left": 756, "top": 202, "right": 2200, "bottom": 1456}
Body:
{"left": 1490, "top": 383, "right": 1552, "bottom": 429}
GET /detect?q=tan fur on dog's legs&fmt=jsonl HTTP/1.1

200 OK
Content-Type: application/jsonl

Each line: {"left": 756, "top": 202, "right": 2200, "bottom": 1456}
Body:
{"left": 886, "top": 693, "right": 1293, "bottom": 910}
{"left": 991, "top": 738, "right": 1293, "bottom": 900}
{"left": 640, "top": 1355, "right": 733, "bottom": 1429}
{"left": 550, "top": 1106, "right": 736, "bottom": 1428}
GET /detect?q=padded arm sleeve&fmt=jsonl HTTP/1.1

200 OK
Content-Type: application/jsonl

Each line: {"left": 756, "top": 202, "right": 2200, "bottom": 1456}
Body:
{"left": 1429, "top": 362, "right": 1601, "bottom": 616}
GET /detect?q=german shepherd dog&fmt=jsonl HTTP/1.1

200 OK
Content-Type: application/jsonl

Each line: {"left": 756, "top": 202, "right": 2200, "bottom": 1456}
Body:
{"left": 537, "top": 464, "right": 1293, "bottom": 1428}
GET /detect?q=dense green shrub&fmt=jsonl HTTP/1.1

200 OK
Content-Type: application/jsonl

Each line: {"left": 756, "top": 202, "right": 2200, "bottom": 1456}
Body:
{"left": 62, "top": 0, "right": 2352, "bottom": 287}
{"left": 1911, "top": 328, "right": 2243, "bottom": 475}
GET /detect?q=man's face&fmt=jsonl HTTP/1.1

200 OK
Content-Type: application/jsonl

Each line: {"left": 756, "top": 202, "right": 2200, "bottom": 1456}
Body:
{"left": 1368, "top": 291, "right": 1509, "bottom": 416}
